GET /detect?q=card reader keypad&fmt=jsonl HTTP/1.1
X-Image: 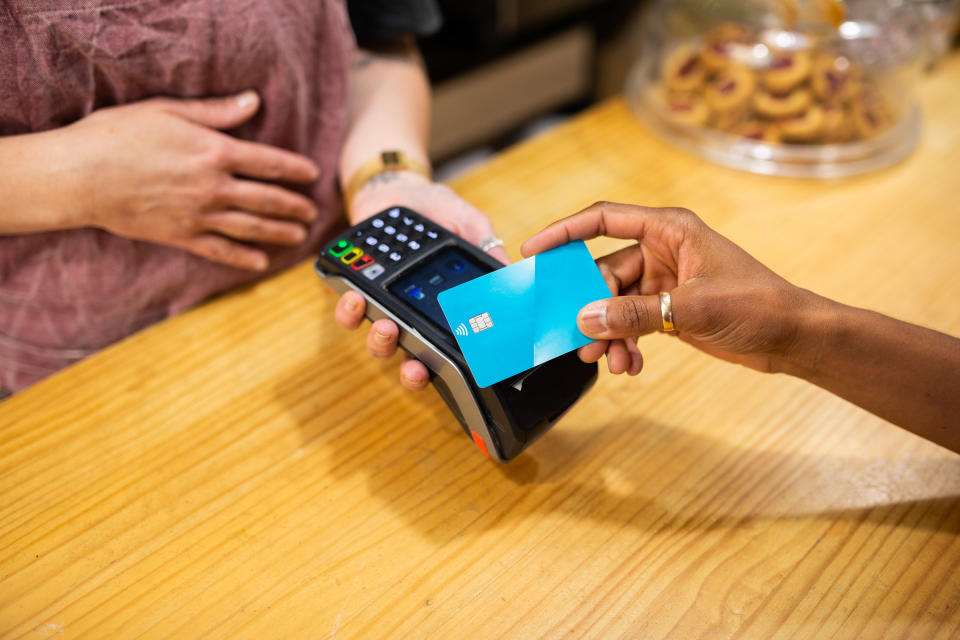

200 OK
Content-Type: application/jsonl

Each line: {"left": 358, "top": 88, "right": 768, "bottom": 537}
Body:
{"left": 325, "top": 208, "right": 443, "bottom": 280}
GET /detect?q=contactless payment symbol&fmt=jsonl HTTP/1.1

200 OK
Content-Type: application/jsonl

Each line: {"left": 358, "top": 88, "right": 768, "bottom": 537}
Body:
{"left": 454, "top": 323, "right": 469, "bottom": 337}
{"left": 468, "top": 312, "right": 494, "bottom": 334}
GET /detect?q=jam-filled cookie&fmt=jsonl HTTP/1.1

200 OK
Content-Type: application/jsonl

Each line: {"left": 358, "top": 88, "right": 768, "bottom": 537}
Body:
{"left": 663, "top": 45, "right": 707, "bottom": 92}
{"left": 753, "top": 87, "right": 812, "bottom": 118}
{"left": 731, "top": 119, "right": 781, "bottom": 143}
{"left": 712, "top": 108, "right": 751, "bottom": 132}
{"left": 702, "top": 23, "right": 754, "bottom": 72}
{"left": 811, "top": 53, "right": 862, "bottom": 103}
{"left": 851, "top": 93, "right": 892, "bottom": 139}
{"left": 664, "top": 92, "right": 711, "bottom": 126}
{"left": 778, "top": 105, "right": 825, "bottom": 142}
{"left": 705, "top": 65, "right": 757, "bottom": 114}
{"left": 762, "top": 49, "right": 812, "bottom": 93}
{"left": 821, "top": 104, "right": 854, "bottom": 142}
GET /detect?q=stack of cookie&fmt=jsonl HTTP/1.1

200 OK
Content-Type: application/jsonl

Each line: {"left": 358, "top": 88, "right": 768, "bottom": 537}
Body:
{"left": 659, "top": 23, "right": 893, "bottom": 145}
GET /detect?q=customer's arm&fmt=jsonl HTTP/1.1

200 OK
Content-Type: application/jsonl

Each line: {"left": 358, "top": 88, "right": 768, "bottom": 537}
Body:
{"left": 777, "top": 296, "right": 960, "bottom": 450}
{"left": 522, "top": 202, "right": 960, "bottom": 453}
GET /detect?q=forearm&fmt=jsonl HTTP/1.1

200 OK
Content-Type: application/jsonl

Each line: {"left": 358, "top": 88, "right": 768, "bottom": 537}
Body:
{"left": 780, "top": 293, "right": 960, "bottom": 452}
{"left": 338, "top": 37, "right": 431, "bottom": 219}
{"left": 0, "top": 129, "right": 86, "bottom": 234}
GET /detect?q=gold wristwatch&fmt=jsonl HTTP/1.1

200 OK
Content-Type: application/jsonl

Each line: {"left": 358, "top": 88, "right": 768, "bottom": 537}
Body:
{"left": 343, "top": 150, "right": 431, "bottom": 212}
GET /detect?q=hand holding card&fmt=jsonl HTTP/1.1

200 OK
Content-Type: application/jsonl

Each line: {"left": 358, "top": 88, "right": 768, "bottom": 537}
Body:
{"left": 438, "top": 240, "right": 611, "bottom": 387}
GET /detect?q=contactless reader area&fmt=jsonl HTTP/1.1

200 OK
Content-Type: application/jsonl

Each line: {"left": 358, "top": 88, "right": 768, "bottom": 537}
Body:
{"left": 387, "top": 248, "right": 489, "bottom": 342}
{"left": 316, "top": 206, "right": 597, "bottom": 462}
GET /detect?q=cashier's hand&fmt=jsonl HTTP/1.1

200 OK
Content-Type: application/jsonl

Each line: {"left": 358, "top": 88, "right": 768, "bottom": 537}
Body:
{"left": 521, "top": 202, "right": 809, "bottom": 376}
{"left": 334, "top": 171, "right": 510, "bottom": 391}
{"left": 65, "top": 91, "right": 319, "bottom": 270}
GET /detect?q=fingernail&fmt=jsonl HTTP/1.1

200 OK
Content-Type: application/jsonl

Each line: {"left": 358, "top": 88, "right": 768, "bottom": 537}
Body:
{"left": 579, "top": 301, "right": 608, "bottom": 335}
{"left": 253, "top": 255, "right": 269, "bottom": 271}
{"left": 374, "top": 330, "right": 390, "bottom": 343}
{"left": 235, "top": 90, "right": 257, "bottom": 108}
{"left": 401, "top": 373, "right": 426, "bottom": 388}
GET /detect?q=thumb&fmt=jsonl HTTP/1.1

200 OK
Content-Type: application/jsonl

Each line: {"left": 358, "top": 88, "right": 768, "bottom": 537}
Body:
{"left": 578, "top": 295, "right": 663, "bottom": 339}
{"left": 158, "top": 90, "right": 260, "bottom": 129}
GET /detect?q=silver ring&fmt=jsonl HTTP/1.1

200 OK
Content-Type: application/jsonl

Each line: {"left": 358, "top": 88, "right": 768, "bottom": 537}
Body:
{"left": 477, "top": 236, "right": 504, "bottom": 253}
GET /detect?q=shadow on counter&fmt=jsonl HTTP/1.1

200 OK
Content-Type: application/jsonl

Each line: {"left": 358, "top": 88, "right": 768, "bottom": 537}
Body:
{"left": 271, "top": 344, "right": 960, "bottom": 545}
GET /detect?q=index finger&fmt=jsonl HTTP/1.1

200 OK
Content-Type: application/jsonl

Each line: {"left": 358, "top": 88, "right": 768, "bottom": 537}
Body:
{"left": 222, "top": 136, "right": 320, "bottom": 184}
{"left": 520, "top": 201, "right": 681, "bottom": 258}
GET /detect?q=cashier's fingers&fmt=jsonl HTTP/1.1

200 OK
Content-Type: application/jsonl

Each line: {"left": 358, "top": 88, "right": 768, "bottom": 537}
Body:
{"left": 335, "top": 291, "right": 367, "bottom": 330}
{"left": 452, "top": 209, "right": 511, "bottom": 265}
{"left": 485, "top": 245, "right": 511, "bottom": 265}
{"left": 223, "top": 138, "right": 320, "bottom": 185}
{"left": 520, "top": 202, "right": 696, "bottom": 257}
{"left": 223, "top": 179, "right": 318, "bottom": 224}
{"left": 174, "top": 234, "right": 269, "bottom": 271}
{"left": 201, "top": 211, "right": 307, "bottom": 245}
{"left": 400, "top": 357, "right": 430, "bottom": 391}
{"left": 333, "top": 301, "right": 430, "bottom": 391}
{"left": 367, "top": 319, "right": 400, "bottom": 358}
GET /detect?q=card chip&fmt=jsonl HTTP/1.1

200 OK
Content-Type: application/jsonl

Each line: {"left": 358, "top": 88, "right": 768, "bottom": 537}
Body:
{"left": 469, "top": 312, "right": 494, "bottom": 333}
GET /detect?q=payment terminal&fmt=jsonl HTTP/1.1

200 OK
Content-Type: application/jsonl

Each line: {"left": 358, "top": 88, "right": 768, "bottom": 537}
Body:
{"left": 315, "top": 206, "right": 597, "bottom": 462}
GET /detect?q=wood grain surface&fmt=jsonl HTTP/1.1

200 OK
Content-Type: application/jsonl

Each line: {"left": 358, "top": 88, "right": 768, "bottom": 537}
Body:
{"left": 2, "top": 56, "right": 960, "bottom": 640}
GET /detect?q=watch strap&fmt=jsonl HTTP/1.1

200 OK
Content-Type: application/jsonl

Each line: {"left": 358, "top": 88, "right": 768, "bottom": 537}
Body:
{"left": 343, "top": 150, "right": 431, "bottom": 212}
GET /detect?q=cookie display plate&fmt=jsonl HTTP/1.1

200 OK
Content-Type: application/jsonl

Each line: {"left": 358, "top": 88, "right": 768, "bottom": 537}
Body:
{"left": 627, "top": 61, "right": 921, "bottom": 179}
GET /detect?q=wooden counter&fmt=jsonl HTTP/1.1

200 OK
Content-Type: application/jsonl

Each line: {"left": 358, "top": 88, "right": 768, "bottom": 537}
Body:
{"left": 2, "top": 55, "right": 959, "bottom": 639}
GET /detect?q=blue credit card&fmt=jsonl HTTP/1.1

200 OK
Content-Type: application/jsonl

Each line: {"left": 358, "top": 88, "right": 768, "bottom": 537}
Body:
{"left": 437, "top": 240, "right": 611, "bottom": 388}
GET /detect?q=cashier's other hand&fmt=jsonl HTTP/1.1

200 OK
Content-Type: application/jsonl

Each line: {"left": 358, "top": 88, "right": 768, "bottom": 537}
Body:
{"left": 522, "top": 202, "right": 810, "bottom": 376}
{"left": 334, "top": 171, "right": 510, "bottom": 391}
{"left": 66, "top": 91, "right": 320, "bottom": 271}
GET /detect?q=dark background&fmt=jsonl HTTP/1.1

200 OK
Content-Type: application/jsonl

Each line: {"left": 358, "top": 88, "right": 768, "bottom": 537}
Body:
{"left": 415, "top": 0, "right": 648, "bottom": 172}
